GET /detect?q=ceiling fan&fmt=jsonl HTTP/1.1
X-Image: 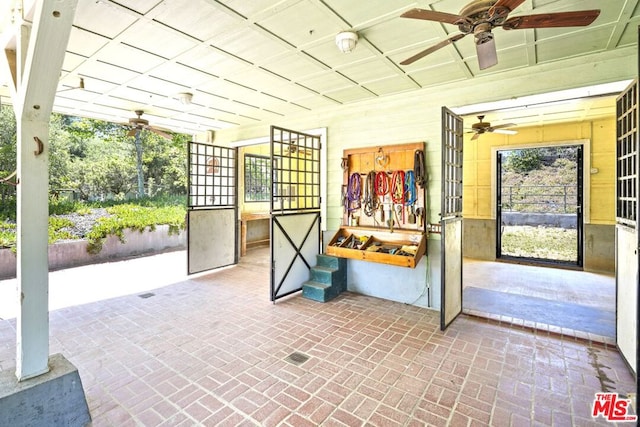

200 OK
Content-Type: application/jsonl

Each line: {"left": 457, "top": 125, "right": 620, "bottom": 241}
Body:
{"left": 468, "top": 115, "right": 517, "bottom": 139}
{"left": 126, "top": 110, "right": 172, "bottom": 140}
{"left": 282, "top": 140, "right": 314, "bottom": 157}
{"left": 400, "top": 0, "right": 600, "bottom": 69}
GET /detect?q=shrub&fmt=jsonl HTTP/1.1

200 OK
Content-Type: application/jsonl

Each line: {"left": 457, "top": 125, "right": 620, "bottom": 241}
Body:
{"left": 86, "top": 203, "right": 185, "bottom": 254}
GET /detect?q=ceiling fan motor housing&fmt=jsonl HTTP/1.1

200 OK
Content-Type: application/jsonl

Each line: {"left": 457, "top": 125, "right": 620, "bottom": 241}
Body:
{"left": 129, "top": 110, "right": 149, "bottom": 127}
{"left": 472, "top": 116, "right": 491, "bottom": 133}
{"left": 458, "top": 0, "right": 508, "bottom": 34}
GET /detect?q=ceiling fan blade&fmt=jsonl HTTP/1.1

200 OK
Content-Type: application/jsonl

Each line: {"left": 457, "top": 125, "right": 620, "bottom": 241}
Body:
{"left": 476, "top": 38, "right": 498, "bottom": 70}
{"left": 148, "top": 127, "right": 173, "bottom": 140}
{"left": 489, "top": 0, "right": 526, "bottom": 16}
{"left": 471, "top": 132, "right": 480, "bottom": 141}
{"left": 401, "top": 8, "right": 464, "bottom": 25}
{"left": 127, "top": 128, "right": 138, "bottom": 137}
{"left": 503, "top": 10, "right": 600, "bottom": 30}
{"left": 492, "top": 129, "right": 518, "bottom": 135}
{"left": 400, "top": 33, "right": 466, "bottom": 65}
{"left": 490, "top": 123, "right": 517, "bottom": 130}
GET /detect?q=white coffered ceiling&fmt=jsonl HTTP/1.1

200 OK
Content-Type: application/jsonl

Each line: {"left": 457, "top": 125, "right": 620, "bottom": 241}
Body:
{"left": 1, "top": 0, "right": 638, "bottom": 134}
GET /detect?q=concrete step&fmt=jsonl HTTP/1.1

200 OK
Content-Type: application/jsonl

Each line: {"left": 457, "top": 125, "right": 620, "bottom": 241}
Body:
{"left": 310, "top": 265, "right": 338, "bottom": 285}
{"left": 301, "top": 280, "right": 341, "bottom": 303}
{"left": 316, "top": 254, "right": 346, "bottom": 270}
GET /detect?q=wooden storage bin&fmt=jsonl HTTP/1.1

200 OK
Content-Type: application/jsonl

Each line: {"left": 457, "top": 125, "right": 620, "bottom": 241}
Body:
{"left": 327, "top": 228, "right": 373, "bottom": 259}
{"left": 326, "top": 226, "right": 426, "bottom": 268}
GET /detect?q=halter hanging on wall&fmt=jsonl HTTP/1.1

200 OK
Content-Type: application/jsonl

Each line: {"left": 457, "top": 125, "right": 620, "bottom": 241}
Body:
{"left": 375, "top": 147, "right": 389, "bottom": 168}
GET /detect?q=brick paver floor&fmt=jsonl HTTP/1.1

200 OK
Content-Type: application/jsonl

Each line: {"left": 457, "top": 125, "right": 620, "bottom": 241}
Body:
{"left": 0, "top": 247, "right": 636, "bottom": 426}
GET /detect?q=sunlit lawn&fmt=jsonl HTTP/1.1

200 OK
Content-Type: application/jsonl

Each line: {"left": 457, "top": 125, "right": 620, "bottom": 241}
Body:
{"left": 501, "top": 225, "right": 577, "bottom": 261}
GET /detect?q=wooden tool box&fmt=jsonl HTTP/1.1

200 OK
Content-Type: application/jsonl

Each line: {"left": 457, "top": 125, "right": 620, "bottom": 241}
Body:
{"left": 326, "top": 142, "right": 428, "bottom": 268}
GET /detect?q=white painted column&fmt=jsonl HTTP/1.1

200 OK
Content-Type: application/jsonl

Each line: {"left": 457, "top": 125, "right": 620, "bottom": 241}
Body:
{"left": 16, "top": 118, "right": 50, "bottom": 379}
{"left": 0, "top": 0, "right": 78, "bottom": 381}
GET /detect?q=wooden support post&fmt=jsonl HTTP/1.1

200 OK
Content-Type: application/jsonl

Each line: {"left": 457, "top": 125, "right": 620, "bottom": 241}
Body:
{"left": 1, "top": 0, "right": 78, "bottom": 381}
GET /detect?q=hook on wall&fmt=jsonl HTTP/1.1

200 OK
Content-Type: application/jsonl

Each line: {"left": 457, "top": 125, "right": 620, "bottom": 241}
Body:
{"left": 34, "top": 137, "right": 43, "bottom": 156}
{"left": 375, "top": 147, "right": 389, "bottom": 168}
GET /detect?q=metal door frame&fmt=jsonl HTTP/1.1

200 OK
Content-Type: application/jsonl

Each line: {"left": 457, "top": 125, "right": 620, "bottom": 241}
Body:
{"left": 270, "top": 126, "right": 322, "bottom": 302}
{"left": 440, "top": 107, "right": 464, "bottom": 330}
{"left": 615, "top": 78, "right": 639, "bottom": 377}
{"left": 496, "top": 145, "right": 584, "bottom": 267}
{"left": 187, "top": 142, "right": 238, "bottom": 274}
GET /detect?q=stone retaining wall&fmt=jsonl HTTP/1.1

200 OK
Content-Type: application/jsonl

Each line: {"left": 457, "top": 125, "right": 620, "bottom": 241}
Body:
{"left": 0, "top": 226, "right": 186, "bottom": 280}
{"left": 501, "top": 212, "right": 577, "bottom": 229}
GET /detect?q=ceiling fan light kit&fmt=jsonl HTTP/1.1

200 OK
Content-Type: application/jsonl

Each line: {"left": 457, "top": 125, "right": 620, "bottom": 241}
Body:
{"left": 399, "top": 0, "right": 600, "bottom": 69}
{"left": 177, "top": 92, "right": 193, "bottom": 105}
{"left": 335, "top": 31, "right": 358, "bottom": 53}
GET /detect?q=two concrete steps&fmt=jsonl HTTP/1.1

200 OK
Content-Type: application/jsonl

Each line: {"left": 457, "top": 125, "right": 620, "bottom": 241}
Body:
{"left": 302, "top": 254, "right": 347, "bottom": 302}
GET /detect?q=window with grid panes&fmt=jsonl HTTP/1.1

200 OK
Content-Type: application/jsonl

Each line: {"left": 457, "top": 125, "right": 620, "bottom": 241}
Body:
{"left": 244, "top": 154, "right": 271, "bottom": 202}
{"left": 616, "top": 84, "right": 638, "bottom": 228}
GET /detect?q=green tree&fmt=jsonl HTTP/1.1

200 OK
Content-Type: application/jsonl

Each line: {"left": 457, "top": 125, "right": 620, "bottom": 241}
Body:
{"left": 504, "top": 148, "right": 543, "bottom": 173}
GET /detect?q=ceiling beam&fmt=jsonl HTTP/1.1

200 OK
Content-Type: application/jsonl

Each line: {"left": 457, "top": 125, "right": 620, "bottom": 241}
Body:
{"left": 606, "top": 0, "right": 639, "bottom": 50}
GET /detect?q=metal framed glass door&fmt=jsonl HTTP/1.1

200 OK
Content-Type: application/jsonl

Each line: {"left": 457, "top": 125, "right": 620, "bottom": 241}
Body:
{"left": 441, "top": 107, "right": 464, "bottom": 330}
{"left": 187, "top": 142, "right": 238, "bottom": 274}
{"left": 270, "top": 126, "right": 321, "bottom": 301}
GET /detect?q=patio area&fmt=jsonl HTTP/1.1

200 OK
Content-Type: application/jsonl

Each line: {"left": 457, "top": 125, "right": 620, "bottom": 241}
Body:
{"left": 0, "top": 248, "right": 635, "bottom": 426}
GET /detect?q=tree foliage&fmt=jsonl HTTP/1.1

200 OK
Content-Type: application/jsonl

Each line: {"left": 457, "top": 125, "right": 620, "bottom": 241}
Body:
{"left": 0, "top": 109, "right": 188, "bottom": 207}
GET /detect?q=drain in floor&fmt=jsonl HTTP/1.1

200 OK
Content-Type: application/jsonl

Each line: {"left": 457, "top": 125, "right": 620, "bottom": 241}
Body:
{"left": 138, "top": 292, "right": 155, "bottom": 299}
{"left": 285, "top": 352, "right": 309, "bottom": 366}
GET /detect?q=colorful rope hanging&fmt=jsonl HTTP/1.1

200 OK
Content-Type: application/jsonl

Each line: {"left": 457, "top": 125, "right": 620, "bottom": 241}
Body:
{"left": 346, "top": 172, "right": 362, "bottom": 213}
{"left": 374, "top": 171, "right": 389, "bottom": 196}
{"left": 414, "top": 149, "right": 426, "bottom": 188}
{"left": 404, "top": 170, "right": 416, "bottom": 206}
{"left": 391, "top": 170, "right": 405, "bottom": 223}
{"left": 391, "top": 170, "right": 405, "bottom": 204}
{"left": 363, "top": 171, "right": 379, "bottom": 217}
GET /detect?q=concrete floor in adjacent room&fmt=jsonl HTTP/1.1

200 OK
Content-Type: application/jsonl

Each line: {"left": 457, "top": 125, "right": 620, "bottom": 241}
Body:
{"left": 0, "top": 247, "right": 635, "bottom": 425}
{"left": 463, "top": 259, "right": 617, "bottom": 344}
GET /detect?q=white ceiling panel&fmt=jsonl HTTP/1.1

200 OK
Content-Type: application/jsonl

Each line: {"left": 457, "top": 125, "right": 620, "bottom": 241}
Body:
{"left": 74, "top": 0, "right": 137, "bottom": 38}
{"left": 213, "top": 27, "right": 290, "bottom": 64}
{"left": 119, "top": 21, "right": 199, "bottom": 59}
{"left": 74, "top": 61, "right": 141, "bottom": 85}
{"left": 363, "top": 18, "right": 447, "bottom": 53}
{"left": 66, "top": 27, "right": 110, "bottom": 57}
{"left": 258, "top": 2, "right": 343, "bottom": 47}
{"left": 150, "top": 63, "right": 216, "bottom": 89}
{"left": 126, "top": 75, "right": 191, "bottom": 99}
{"left": 408, "top": 63, "right": 469, "bottom": 87}
{"left": 61, "top": 53, "right": 90, "bottom": 75}
{"left": 0, "top": 0, "right": 635, "bottom": 134}
{"left": 337, "top": 60, "right": 399, "bottom": 85}
{"left": 103, "top": 0, "right": 164, "bottom": 15}
{"left": 324, "top": 85, "right": 377, "bottom": 104}
{"left": 152, "top": 0, "right": 238, "bottom": 42}
{"left": 364, "top": 75, "right": 422, "bottom": 96}
{"left": 536, "top": 27, "right": 612, "bottom": 63}
{"left": 96, "top": 42, "right": 167, "bottom": 74}
{"left": 177, "top": 46, "right": 247, "bottom": 77}
{"left": 260, "top": 53, "right": 328, "bottom": 82}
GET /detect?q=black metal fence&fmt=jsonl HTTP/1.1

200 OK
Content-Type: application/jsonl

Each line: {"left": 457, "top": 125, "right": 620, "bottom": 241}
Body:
{"left": 501, "top": 185, "right": 577, "bottom": 214}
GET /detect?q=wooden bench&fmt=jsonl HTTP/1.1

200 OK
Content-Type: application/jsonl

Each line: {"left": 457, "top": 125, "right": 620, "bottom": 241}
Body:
{"left": 240, "top": 212, "right": 270, "bottom": 256}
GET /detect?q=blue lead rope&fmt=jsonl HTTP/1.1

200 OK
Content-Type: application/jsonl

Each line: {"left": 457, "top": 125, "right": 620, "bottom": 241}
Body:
{"left": 404, "top": 170, "right": 416, "bottom": 206}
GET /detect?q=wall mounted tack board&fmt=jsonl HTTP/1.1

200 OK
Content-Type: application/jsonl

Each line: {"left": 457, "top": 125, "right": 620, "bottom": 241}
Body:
{"left": 342, "top": 142, "right": 426, "bottom": 231}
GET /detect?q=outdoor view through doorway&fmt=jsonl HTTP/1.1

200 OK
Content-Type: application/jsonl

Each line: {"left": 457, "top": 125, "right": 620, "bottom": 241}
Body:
{"left": 496, "top": 145, "right": 583, "bottom": 267}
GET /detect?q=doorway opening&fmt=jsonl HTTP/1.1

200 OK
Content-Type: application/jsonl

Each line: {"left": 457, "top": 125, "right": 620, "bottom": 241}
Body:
{"left": 496, "top": 145, "right": 583, "bottom": 268}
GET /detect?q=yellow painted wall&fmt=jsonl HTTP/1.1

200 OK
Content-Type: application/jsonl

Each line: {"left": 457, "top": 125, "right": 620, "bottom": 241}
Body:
{"left": 463, "top": 117, "right": 616, "bottom": 225}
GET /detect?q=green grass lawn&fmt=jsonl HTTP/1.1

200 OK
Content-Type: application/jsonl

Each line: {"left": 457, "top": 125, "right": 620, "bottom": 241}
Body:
{"left": 500, "top": 225, "right": 577, "bottom": 262}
